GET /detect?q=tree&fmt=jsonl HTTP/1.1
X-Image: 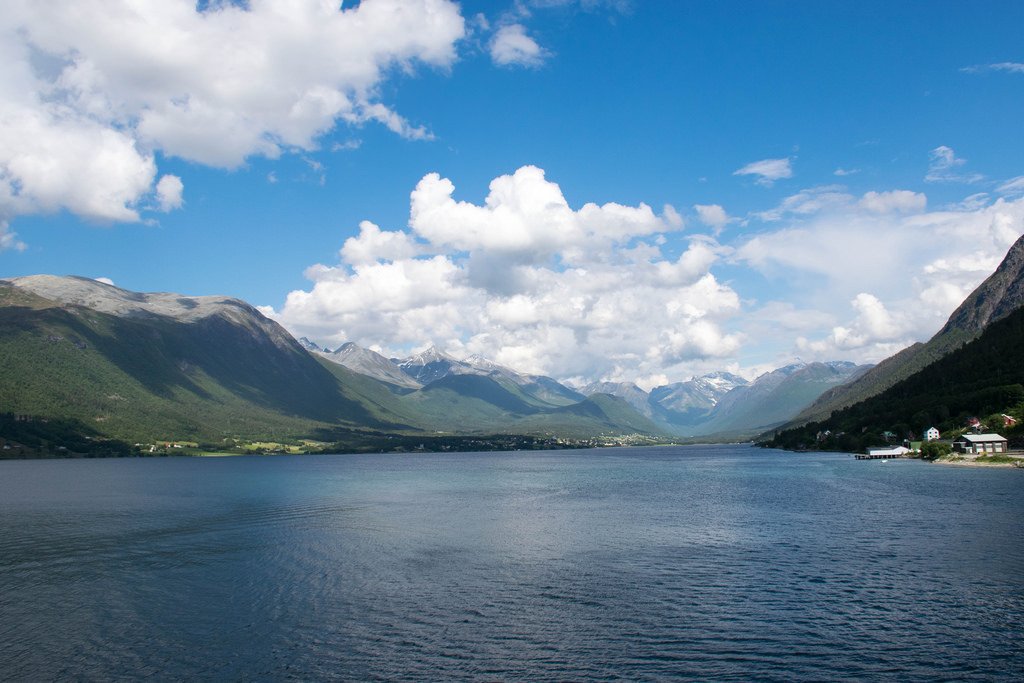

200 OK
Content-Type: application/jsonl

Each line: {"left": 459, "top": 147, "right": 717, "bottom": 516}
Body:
{"left": 919, "top": 441, "right": 952, "bottom": 461}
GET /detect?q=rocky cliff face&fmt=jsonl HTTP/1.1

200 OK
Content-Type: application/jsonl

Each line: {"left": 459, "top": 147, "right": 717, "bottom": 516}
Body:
{"left": 313, "top": 341, "right": 423, "bottom": 389}
{"left": 938, "top": 233, "right": 1024, "bottom": 336}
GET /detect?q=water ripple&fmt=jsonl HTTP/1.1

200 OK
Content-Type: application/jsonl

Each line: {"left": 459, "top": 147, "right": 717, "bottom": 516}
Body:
{"left": 1, "top": 448, "right": 1022, "bottom": 681}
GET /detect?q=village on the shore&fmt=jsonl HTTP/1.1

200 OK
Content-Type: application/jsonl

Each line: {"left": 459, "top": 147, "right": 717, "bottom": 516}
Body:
{"left": 839, "top": 414, "right": 1024, "bottom": 464}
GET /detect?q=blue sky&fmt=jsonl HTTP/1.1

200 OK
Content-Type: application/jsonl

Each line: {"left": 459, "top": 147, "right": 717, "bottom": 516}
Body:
{"left": 2, "top": 0, "right": 1024, "bottom": 387}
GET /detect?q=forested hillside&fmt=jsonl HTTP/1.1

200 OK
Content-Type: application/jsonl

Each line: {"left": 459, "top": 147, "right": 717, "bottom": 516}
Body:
{"left": 763, "top": 306, "right": 1024, "bottom": 452}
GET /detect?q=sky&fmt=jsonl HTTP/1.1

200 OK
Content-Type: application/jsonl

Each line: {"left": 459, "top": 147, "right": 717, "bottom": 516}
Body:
{"left": 2, "top": 0, "right": 1024, "bottom": 389}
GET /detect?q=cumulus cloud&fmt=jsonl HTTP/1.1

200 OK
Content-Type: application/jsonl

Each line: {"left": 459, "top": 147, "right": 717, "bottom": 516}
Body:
{"left": 694, "top": 204, "right": 730, "bottom": 231}
{"left": 409, "top": 165, "right": 667, "bottom": 259}
{"left": 858, "top": 190, "right": 926, "bottom": 213}
{"left": 925, "top": 145, "right": 984, "bottom": 184}
{"left": 94, "top": 277, "right": 115, "bottom": 286}
{"left": 0, "top": 105, "right": 156, "bottom": 222}
{"left": 155, "top": 175, "right": 184, "bottom": 212}
{"left": 341, "top": 221, "right": 422, "bottom": 266}
{"left": 796, "top": 293, "right": 908, "bottom": 359}
{"left": 267, "top": 166, "right": 739, "bottom": 382}
{"left": 0, "top": 0, "right": 465, "bottom": 229}
{"left": 733, "top": 157, "right": 793, "bottom": 187}
{"left": 490, "top": 24, "right": 548, "bottom": 67}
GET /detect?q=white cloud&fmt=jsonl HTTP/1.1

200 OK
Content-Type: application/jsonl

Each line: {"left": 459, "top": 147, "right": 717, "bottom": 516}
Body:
{"left": 988, "top": 62, "right": 1024, "bottom": 73}
{"left": 155, "top": 175, "right": 184, "bottom": 212}
{"left": 961, "top": 62, "right": 1024, "bottom": 74}
{"left": 997, "top": 176, "right": 1024, "bottom": 198}
{"left": 755, "top": 186, "right": 853, "bottom": 222}
{"left": 733, "top": 157, "right": 793, "bottom": 187}
{"left": 354, "top": 102, "right": 435, "bottom": 142}
{"left": 94, "top": 277, "right": 114, "bottom": 286}
{"left": 0, "top": 104, "right": 156, "bottom": 222}
{"left": 796, "top": 293, "right": 911, "bottom": 360}
{"left": 950, "top": 192, "right": 990, "bottom": 211}
{"left": 662, "top": 204, "right": 684, "bottom": 228}
{"left": 858, "top": 190, "right": 926, "bottom": 213}
{"left": 694, "top": 204, "right": 730, "bottom": 231}
{"left": 834, "top": 167, "right": 859, "bottom": 177}
{"left": 925, "top": 145, "right": 984, "bottom": 184}
{"left": 268, "top": 166, "right": 740, "bottom": 382}
{"left": 753, "top": 187, "right": 925, "bottom": 222}
{"left": 340, "top": 221, "right": 422, "bottom": 266}
{"left": 490, "top": 24, "right": 548, "bottom": 67}
{"left": 739, "top": 195, "right": 1024, "bottom": 363}
{"left": 0, "top": 222, "right": 26, "bottom": 252}
{"left": 408, "top": 165, "right": 667, "bottom": 259}
{"left": 0, "top": 0, "right": 465, "bottom": 229}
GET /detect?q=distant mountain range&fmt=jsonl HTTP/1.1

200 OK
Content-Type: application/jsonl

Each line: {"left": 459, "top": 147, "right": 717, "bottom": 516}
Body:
{"left": 577, "top": 362, "right": 869, "bottom": 439}
{"left": 0, "top": 274, "right": 875, "bottom": 452}
{"left": 301, "top": 335, "right": 869, "bottom": 440}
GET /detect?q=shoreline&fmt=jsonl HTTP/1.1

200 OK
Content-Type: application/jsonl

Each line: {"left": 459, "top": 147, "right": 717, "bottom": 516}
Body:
{"left": 931, "top": 457, "right": 1024, "bottom": 469}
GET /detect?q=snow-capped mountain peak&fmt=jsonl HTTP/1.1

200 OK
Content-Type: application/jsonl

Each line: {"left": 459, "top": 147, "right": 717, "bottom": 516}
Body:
{"left": 311, "top": 340, "right": 422, "bottom": 389}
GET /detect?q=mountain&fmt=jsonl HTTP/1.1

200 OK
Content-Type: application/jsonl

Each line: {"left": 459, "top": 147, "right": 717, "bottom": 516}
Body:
{"left": 515, "top": 393, "right": 666, "bottom": 439}
{"left": 791, "top": 233, "right": 1024, "bottom": 426}
{"left": 648, "top": 372, "right": 749, "bottom": 426}
{"left": 574, "top": 366, "right": 865, "bottom": 439}
{"left": 651, "top": 372, "right": 749, "bottom": 412}
{"left": 0, "top": 276, "right": 401, "bottom": 443}
{"left": 0, "top": 276, "right": 663, "bottom": 447}
{"left": 393, "top": 347, "right": 584, "bottom": 406}
{"left": 580, "top": 381, "right": 653, "bottom": 417}
{"left": 310, "top": 340, "right": 422, "bottom": 389}
{"left": 457, "top": 354, "right": 585, "bottom": 406}
{"left": 687, "top": 361, "right": 870, "bottom": 438}
{"left": 765, "top": 305, "right": 1024, "bottom": 452}
{"left": 396, "top": 346, "right": 461, "bottom": 384}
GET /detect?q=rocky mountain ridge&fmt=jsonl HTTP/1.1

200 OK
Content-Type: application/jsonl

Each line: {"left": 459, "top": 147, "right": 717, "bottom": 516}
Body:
{"left": 303, "top": 335, "right": 871, "bottom": 439}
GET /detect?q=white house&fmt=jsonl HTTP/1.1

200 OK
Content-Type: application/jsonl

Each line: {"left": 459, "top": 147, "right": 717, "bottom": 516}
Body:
{"left": 952, "top": 433, "right": 1008, "bottom": 455}
{"left": 924, "top": 427, "right": 940, "bottom": 441}
{"left": 862, "top": 445, "right": 912, "bottom": 459}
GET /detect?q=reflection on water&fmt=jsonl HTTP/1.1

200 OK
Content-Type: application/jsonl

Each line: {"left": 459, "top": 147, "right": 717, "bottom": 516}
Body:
{"left": 1, "top": 447, "right": 1022, "bottom": 680}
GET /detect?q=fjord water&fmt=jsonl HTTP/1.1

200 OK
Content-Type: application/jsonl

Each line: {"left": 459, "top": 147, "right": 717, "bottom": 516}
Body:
{"left": 1, "top": 447, "right": 1022, "bottom": 681}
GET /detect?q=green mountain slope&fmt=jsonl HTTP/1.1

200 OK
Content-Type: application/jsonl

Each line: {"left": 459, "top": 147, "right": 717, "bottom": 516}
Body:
{"left": 512, "top": 393, "right": 665, "bottom": 438}
{"left": 0, "top": 281, "right": 396, "bottom": 442}
{"left": 765, "top": 305, "right": 1024, "bottom": 451}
